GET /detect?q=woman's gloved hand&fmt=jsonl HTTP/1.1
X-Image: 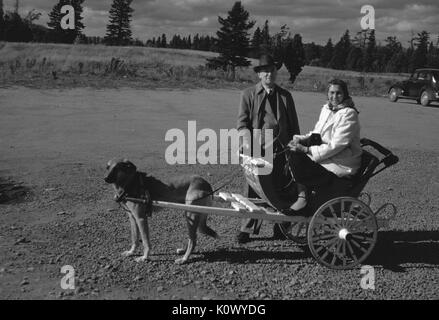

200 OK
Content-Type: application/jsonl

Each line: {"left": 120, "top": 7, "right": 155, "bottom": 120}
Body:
{"left": 288, "top": 141, "right": 309, "bottom": 153}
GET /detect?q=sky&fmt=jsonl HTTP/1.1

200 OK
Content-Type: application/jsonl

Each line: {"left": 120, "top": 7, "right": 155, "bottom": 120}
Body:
{"left": 5, "top": 0, "right": 439, "bottom": 46}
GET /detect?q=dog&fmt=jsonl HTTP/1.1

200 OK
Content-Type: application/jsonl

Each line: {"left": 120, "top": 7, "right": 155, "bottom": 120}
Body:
{"left": 104, "top": 158, "right": 219, "bottom": 264}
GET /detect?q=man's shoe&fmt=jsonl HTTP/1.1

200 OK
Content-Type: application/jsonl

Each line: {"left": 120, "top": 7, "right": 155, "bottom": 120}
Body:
{"left": 236, "top": 232, "right": 251, "bottom": 244}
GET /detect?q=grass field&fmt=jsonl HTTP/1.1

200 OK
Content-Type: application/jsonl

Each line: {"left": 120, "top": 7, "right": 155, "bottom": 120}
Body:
{"left": 0, "top": 41, "right": 409, "bottom": 96}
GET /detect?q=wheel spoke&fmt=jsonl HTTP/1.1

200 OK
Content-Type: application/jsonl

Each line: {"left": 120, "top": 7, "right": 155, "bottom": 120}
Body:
{"left": 354, "top": 210, "right": 371, "bottom": 221}
{"left": 321, "top": 250, "right": 330, "bottom": 261}
{"left": 328, "top": 204, "right": 342, "bottom": 228}
{"left": 315, "top": 245, "right": 325, "bottom": 254}
{"left": 311, "top": 233, "right": 336, "bottom": 242}
{"left": 346, "top": 240, "right": 359, "bottom": 263}
{"left": 350, "top": 238, "right": 369, "bottom": 253}
{"left": 351, "top": 233, "right": 375, "bottom": 244}
{"left": 333, "top": 239, "right": 344, "bottom": 265}
{"left": 341, "top": 241, "right": 347, "bottom": 266}
{"left": 346, "top": 206, "right": 363, "bottom": 228}
{"left": 320, "top": 234, "right": 339, "bottom": 248}
{"left": 350, "top": 215, "right": 375, "bottom": 231}
{"left": 330, "top": 251, "right": 338, "bottom": 266}
{"left": 327, "top": 238, "right": 340, "bottom": 253}
{"left": 340, "top": 200, "right": 347, "bottom": 227}
{"left": 327, "top": 239, "right": 347, "bottom": 264}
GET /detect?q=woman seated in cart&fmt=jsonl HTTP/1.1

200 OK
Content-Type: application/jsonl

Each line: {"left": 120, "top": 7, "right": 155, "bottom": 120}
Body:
{"left": 283, "top": 78, "right": 362, "bottom": 214}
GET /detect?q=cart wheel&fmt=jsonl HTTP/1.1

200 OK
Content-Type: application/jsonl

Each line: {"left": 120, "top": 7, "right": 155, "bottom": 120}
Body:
{"left": 278, "top": 219, "right": 309, "bottom": 244}
{"left": 307, "top": 197, "right": 378, "bottom": 270}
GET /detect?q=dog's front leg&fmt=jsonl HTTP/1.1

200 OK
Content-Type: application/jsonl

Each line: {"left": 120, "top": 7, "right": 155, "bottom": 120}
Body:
{"left": 122, "top": 212, "right": 139, "bottom": 257}
{"left": 134, "top": 217, "right": 151, "bottom": 262}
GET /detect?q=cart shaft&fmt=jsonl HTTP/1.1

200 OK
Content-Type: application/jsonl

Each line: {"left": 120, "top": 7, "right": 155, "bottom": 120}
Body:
{"left": 152, "top": 200, "right": 308, "bottom": 223}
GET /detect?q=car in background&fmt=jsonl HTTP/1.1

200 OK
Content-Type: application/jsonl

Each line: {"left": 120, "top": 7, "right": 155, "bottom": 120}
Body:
{"left": 388, "top": 68, "right": 439, "bottom": 106}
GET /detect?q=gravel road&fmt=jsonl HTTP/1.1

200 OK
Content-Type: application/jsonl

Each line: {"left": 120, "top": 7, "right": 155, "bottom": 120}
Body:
{"left": 0, "top": 87, "right": 438, "bottom": 299}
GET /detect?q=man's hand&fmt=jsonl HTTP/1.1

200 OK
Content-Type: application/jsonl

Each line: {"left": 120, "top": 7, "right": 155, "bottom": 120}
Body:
{"left": 239, "top": 142, "right": 251, "bottom": 156}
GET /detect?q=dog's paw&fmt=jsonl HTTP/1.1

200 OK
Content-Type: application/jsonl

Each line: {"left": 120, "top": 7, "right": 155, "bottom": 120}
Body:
{"left": 121, "top": 250, "right": 136, "bottom": 257}
{"left": 135, "top": 255, "right": 149, "bottom": 262}
{"left": 174, "top": 257, "right": 188, "bottom": 265}
{"left": 176, "top": 248, "right": 186, "bottom": 255}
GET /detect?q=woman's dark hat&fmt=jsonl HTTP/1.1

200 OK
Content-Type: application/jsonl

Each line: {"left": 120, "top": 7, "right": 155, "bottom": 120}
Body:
{"left": 253, "top": 54, "right": 282, "bottom": 72}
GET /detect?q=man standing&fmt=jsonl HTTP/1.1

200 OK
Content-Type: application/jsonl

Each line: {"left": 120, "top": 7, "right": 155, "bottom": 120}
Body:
{"left": 236, "top": 54, "right": 301, "bottom": 243}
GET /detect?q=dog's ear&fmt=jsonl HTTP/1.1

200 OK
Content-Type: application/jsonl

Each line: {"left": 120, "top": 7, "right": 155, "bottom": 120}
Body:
{"left": 121, "top": 159, "right": 137, "bottom": 173}
{"left": 105, "top": 159, "right": 119, "bottom": 183}
{"left": 105, "top": 158, "right": 128, "bottom": 183}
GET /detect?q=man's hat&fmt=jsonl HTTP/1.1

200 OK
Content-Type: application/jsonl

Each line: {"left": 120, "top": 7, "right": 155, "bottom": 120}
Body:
{"left": 253, "top": 54, "right": 282, "bottom": 73}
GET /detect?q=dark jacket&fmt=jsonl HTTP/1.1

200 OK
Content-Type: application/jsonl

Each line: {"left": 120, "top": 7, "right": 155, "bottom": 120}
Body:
{"left": 237, "top": 82, "right": 300, "bottom": 148}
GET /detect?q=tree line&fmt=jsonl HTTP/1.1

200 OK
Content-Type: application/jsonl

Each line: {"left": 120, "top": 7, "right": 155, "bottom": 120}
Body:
{"left": 310, "top": 29, "right": 439, "bottom": 73}
{"left": 209, "top": 2, "right": 439, "bottom": 79}
{"left": 0, "top": 0, "right": 437, "bottom": 76}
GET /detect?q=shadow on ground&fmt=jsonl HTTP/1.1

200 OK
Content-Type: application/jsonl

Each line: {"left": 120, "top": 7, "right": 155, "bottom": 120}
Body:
{"left": 368, "top": 230, "right": 439, "bottom": 271}
{"left": 194, "top": 246, "right": 309, "bottom": 265}
{"left": 0, "top": 177, "right": 32, "bottom": 204}
{"left": 187, "top": 231, "right": 439, "bottom": 270}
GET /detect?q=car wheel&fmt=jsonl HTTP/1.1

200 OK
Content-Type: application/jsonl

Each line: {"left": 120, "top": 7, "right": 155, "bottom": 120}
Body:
{"left": 420, "top": 91, "right": 430, "bottom": 106}
{"left": 389, "top": 88, "right": 400, "bottom": 102}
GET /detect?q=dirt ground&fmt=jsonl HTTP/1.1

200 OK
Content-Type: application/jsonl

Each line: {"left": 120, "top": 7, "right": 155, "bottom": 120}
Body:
{"left": 0, "top": 87, "right": 438, "bottom": 300}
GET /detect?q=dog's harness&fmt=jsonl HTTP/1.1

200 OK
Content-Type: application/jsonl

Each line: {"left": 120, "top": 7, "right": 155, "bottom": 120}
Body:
{"left": 115, "top": 172, "right": 153, "bottom": 217}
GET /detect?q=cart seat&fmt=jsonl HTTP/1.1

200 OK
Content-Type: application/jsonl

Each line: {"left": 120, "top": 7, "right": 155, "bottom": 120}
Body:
{"left": 310, "top": 150, "right": 380, "bottom": 208}
{"left": 348, "top": 150, "right": 380, "bottom": 197}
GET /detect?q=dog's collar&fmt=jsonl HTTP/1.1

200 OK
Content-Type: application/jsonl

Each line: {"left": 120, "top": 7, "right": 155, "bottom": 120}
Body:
{"left": 114, "top": 172, "right": 149, "bottom": 202}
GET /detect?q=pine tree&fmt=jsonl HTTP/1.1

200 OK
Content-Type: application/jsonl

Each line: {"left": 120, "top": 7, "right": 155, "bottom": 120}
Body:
{"left": 272, "top": 24, "right": 289, "bottom": 63}
{"left": 384, "top": 36, "right": 401, "bottom": 60}
{"left": 329, "top": 30, "right": 351, "bottom": 70}
{"left": 386, "top": 50, "right": 409, "bottom": 73}
{"left": 3, "top": 1, "right": 34, "bottom": 43}
{"left": 104, "top": 0, "right": 133, "bottom": 46}
{"left": 193, "top": 33, "right": 200, "bottom": 50}
{"left": 283, "top": 34, "right": 305, "bottom": 84}
{"left": 320, "top": 38, "right": 333, "bottom": 67}
{"left": 346, "top": 46, "right": 363, "bottom": 71}
{"left": 426, "top": 41, "right": 439, "bottom": 68}
{"left": 304, "top": 42, "right": 321, "bottom": 65}
{"left": 0, "top": 0, "right": 4, "bottom": 41}
{"left": 170, "top": 34, "right": 178, "bottom": 48}
{"left": 187, "top": 35, "right": 192, "bottom": 49}
{"left": 160, "top": 33, "right": 167, "bottom": 48}
{"left": 250, "top": 26, "right": 262, "bottom": 57}
{"left": 409, "top": 31, "right": 430, "bottom": 71}
{"left": 352, "top": 29, "right": 368, "bottom": 49}
{"left": 362, "top": 29, "right": 376, "bottom": 72}
{"left": 251, "top": 27, "right": 261, "bottom": 49}
{"left": 260, "top": 20, "right": 271, "bottom": 54}
{"left": 47, "top": 0, "right": 84, "bottom": 43}
{"left": 206, "top": 1, "right": 255, "bottom": 77}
